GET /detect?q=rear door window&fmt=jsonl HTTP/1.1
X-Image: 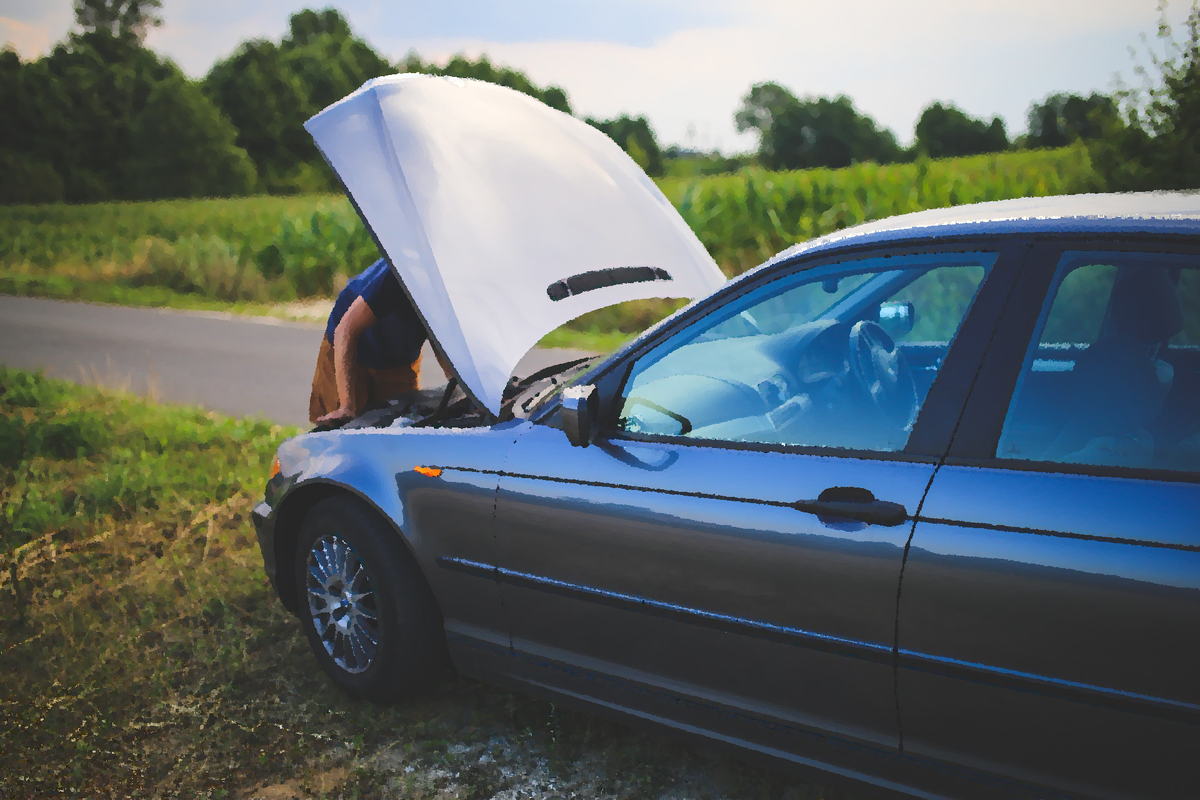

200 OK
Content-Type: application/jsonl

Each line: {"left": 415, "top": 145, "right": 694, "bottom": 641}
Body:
{"left": 997, "top": 250, "right": 1200, "bottom": 472}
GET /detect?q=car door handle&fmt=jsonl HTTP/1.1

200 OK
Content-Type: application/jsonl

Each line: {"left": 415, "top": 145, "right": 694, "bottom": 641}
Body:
{"left": 792, "top": 486, "right": 908, "bottom": 527}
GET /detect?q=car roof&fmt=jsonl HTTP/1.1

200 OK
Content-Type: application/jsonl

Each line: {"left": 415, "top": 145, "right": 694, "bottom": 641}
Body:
{"left": 766, "top": 191, "right": 1200, "bottom": 267}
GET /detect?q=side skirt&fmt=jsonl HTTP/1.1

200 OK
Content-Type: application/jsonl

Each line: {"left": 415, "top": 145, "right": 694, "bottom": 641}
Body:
{"left": 445, "top": 629, "right": 1080, "bottom": 800}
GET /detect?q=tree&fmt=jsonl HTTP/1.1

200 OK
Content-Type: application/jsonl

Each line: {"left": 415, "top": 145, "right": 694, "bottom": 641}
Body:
{"left": 72, "top": 0, "right": 162, "bottom": 43}
{"left": 420, "top": 53, "right": 572, "bottom": 114}
{"left": 279, "top": 10, "right": 392, "bottom": 113}
{"left": 914, "top": 102, "right": 1008, "bottom": 158}
{"left": 736, "top": 83, "right": 901, "bottom": 170}
{"left": 1025, "top": 92, "right": 1117, "bottom": 149}
{"left": 734, "top": 81, "right": 798, "bottom": 140}
{"left": 122, "top": 61, "right": 258, "bottom": 199}
{"left": 586, "top": 114, "right": 663, "bottom": 176}
{"left": 205, "top": 9, "right": 575, "bottom": 193}
{"left": 204, "top": 8, "right": 392, "bottom": 193}
{"left": 204, "top": 40, "right": 315, "bottom": 192}
{"left": 1, "top": 2, "right": 254, "bottom": 204}
{"left": 1090, "top": 0, "right": 1200, "bottom": 190}
{"left": 284, "top": 7, "right": 351, "bottom": 46}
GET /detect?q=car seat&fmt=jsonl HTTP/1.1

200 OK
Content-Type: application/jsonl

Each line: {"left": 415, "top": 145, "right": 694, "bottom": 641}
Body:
{"left": 1043, "top": 266, "right": 1183, "bottom": 466}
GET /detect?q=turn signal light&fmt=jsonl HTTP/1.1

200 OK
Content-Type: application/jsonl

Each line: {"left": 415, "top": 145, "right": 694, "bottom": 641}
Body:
{"left": 414, "top": 466, "right": 443, "bottom": 478}
{"left": 269, "top": 456, "right": 281, "bottom": 480}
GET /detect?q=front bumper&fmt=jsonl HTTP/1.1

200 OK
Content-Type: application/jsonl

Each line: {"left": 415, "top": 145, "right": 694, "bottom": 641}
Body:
{"left": 251, "top": 500, "right": 278, "bottom": 594}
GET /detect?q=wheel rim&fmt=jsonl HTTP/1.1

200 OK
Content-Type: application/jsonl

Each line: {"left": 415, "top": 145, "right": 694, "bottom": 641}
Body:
{"left": 305, "top": 534, "right": 379, "bottom": 674}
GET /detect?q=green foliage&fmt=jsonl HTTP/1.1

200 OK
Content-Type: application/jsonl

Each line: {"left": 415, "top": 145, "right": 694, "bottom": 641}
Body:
{"left": 736, "top": 83, "right": 902, "bottom": 170}
{"left": 734, "top": 82, "right": 796, "bottom": 138}
{"left": 0, "top": 148, "right": 1097, "bottom": 317}
{"left": 1090, "top": 0, "right": 1200, "bottom": 190}
{"left": 203, "top": 10, "right": 575, "bottom": 194}
{"left": 423, "top": 53, "right": 573, "bottom": 114}
{"left": 586, "top": 114, "right": 664, "bottom": 176}
{"left": 662, "top": 147, "right": 757, "bottom": 178}
{"left": 72, "top": 0, "right": 162, "bottom": 43}
{"left": 914, "top": 102, "right": 1008, "bottom": 158}
{"left": 3, "top": 33, "right": 255, "bottom": 204}
{"left": 0, "top": 371, "right": 849, "bottom": 797}
{"left": 0, "top": 149, "right": 64, "bottom": 205}
{"left": 0, "top": 368, "right": 284, "bottom": 550}
{"left": 1024, "top": 92, "right": 1117, "bottom": 149}
{"left": 126, "top": 235, "right": 265, "bottom": 301}
{"left": 0, "top": 195, "right": 379, "bottom": 302}
{"left": 659, "top": 146, "right": 1099, "bottom": 274}
{"left": 256, "top": 207, "right": 379, "bottom": 296}
{"left": 203, "top": 9, "right": 392, "bottom": 195}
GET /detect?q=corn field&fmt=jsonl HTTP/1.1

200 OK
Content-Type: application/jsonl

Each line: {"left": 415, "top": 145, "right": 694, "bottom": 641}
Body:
{"left": 0, "top": 146, "right": 1100, "bottom": 308}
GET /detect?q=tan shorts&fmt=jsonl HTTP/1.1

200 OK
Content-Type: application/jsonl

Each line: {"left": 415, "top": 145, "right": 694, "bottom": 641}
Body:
{"left": 308, "top": 337, "right": 421, "bottom": 424}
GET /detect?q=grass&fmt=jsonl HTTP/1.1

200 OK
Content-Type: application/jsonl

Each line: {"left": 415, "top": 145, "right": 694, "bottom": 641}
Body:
{"left": 0, "top": 367, "right": 855, "bottom": 798}
{"left": 0, "top": 146, "right": 1101, "bottom": 348}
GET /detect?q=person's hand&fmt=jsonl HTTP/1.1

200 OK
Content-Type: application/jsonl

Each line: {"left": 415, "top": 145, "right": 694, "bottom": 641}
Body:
{"left": 316, "top": 406, "right": 355, "bottom": 425}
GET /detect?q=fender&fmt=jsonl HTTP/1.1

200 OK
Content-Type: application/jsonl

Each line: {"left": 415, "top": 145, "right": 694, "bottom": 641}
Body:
{"left": 258, "top": 421, "right": 529, "bottom": 616}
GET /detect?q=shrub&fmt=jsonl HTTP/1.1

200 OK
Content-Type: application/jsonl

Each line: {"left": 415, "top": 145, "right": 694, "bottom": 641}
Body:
{"left": 128, "top": 235, "right": 266, "bottom": 301}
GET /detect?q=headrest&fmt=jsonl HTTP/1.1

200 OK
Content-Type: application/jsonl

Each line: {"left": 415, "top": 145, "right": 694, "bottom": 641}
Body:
{"left": 1110, "top": 267, "right": 1183, "bottom": 344}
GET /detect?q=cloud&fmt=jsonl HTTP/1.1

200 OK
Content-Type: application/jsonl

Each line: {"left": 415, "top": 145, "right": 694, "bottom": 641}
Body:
{"left": 4, "top": 0, "right": 1170, "bottom": 152}
{"left": 396, "top": 0, "right": 1163, "bottom": 151}
{"left": 1, "top": 15, "right": 56, "bottom": 59}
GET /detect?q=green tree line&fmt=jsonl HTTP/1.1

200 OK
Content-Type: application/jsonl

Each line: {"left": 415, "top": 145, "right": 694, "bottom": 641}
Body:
{"left": 2, "top": 0, "right": 1197, "bottom": 206}
{"left": 1, "top": 2, "right": 579, "bottom": 203}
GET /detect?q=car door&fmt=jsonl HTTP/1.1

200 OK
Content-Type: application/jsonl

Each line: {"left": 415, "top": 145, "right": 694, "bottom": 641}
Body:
{"left": 475, "top": 243, "right": 1025, "bottom": 779}
{"left": 897, "top": 241, "right": 1200, "bottom": 799}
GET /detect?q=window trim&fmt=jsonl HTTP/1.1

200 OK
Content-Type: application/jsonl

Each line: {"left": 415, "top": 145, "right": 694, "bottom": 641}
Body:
{"left": 948, "top": 235, "right": 1200, "bottom": 483}
{"left": 585, "top": 237, "right": 1029, "bottom": 461}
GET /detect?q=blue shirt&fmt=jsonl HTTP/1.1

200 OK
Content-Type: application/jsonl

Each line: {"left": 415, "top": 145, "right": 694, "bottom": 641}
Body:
{"left": 325, "top": 259, "right": 427, "bottom": 369}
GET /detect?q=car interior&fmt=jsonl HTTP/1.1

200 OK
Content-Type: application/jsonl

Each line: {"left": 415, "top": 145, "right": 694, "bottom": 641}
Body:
{"left": 618, "top": 260, "right": 991, "bottom": 452}
{"left": 998, "top": 255, "right": 1200, "bottom": 472}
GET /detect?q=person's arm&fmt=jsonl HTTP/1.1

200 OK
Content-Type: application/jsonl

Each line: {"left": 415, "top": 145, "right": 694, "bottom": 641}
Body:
{"left": 316, "top": 296, "right": 376, "bottom": 423}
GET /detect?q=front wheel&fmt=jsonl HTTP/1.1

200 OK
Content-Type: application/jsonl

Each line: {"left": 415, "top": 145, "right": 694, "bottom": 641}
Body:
{"left": 293, "top": 495, "right": 446, "bottom": 703}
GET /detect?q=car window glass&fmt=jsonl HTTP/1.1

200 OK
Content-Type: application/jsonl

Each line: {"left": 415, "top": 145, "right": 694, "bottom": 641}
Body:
{"left": 616, "top": 252, "right": 997, "bottom": 451}
{"left": 997, "top": 251, "right": 1200, "bottom": 472}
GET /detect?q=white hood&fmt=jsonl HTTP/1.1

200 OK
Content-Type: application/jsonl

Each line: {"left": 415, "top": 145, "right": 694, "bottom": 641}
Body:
{"left": 305, "top": 73, "right": 726, "bottom": 415}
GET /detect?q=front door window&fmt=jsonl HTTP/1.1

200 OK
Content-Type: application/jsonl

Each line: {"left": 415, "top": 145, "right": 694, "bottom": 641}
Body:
{"left": 617, "top": 252, "right": 997, "bottom": 451}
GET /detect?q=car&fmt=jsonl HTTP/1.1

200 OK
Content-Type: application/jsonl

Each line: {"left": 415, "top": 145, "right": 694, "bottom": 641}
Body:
{"left": 253, "top": 74, "right": 1200, "bottom": 799}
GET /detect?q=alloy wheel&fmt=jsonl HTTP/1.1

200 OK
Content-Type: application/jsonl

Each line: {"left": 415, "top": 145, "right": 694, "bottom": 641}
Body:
{"left": 305, "top": 534, "right": 379, "bottom": 673}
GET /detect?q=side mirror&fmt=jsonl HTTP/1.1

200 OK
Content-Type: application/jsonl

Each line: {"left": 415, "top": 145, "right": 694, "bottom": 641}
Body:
{"left": 877, "top": 300, "right": 915, "bottom": 339}
{"left": 561, "top": 385, "right": 598, "bottom": 447}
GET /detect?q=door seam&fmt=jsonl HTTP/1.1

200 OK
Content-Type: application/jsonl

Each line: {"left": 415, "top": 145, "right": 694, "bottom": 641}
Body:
{"left": 891, "top": 241, "right": 1034, "bottom": 753}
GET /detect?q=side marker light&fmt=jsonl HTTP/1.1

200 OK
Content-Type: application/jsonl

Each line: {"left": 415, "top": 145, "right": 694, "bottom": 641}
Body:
{"left": 269, "top": 456, "right": 281, "bottom": 479}
{"left": 414, "top": 466, "right": 443, "bottom": 478}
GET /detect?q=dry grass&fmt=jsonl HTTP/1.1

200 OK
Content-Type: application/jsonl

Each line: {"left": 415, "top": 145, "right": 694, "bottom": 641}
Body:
{"left": 0, "top": 369, "right": 854, "bottom": 799}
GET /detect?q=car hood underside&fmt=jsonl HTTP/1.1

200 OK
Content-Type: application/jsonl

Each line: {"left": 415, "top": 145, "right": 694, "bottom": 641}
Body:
{"left": 305, "top": 74, "right": 727, "bottom": 415}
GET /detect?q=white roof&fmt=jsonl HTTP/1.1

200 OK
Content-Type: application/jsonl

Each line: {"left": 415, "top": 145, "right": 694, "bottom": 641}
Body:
{"left": 770, "top": 191, "right": 1200, "bottom": 265}
{"left": 306, "top": 74, "right": 726, "bottom": 414}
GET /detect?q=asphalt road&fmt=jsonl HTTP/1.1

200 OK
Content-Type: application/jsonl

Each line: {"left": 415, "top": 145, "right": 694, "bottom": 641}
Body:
{"left": 0, "top": 295, "right": 592, "bottom": 426}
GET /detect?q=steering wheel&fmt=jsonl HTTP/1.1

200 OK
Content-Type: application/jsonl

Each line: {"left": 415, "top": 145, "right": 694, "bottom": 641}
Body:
{"left": 848, "top": 320, "right": 919, "bottom": 430}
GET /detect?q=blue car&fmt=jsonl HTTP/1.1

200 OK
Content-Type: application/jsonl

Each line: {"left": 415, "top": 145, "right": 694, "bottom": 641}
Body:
{"left": 255, "top": 76, "right": 1199, "bottom": 798}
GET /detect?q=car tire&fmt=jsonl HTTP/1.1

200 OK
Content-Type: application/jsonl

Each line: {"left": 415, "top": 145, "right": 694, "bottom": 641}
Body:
{"left": 293, "top": 495, "right": 446, "bottom": 703}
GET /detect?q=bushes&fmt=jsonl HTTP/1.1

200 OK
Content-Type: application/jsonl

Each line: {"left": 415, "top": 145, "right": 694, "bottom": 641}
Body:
{"left": 0, "top": 197, "right": 379, "bottom": 304}
{"left": 127, "top": 235, "right": 265, "bottom": 301}
{"left": 255, "top": 207, "right": 379, "bottom": 296}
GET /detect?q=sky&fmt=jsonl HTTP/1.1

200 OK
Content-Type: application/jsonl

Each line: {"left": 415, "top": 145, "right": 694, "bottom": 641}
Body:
{"left": 0, "top": 0, "right": 1186, "bottom": 153}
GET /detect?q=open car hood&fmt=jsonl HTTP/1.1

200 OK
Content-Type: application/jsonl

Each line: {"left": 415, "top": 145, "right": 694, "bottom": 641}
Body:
{"left": 305, "top": 74, "right": 726, "bottom": 415}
